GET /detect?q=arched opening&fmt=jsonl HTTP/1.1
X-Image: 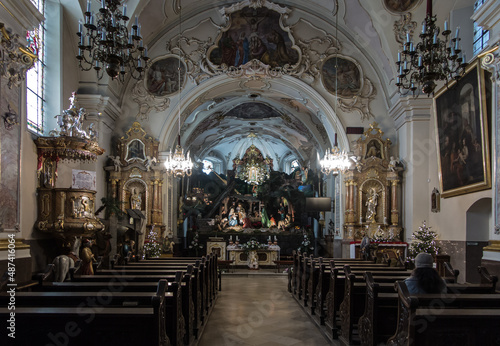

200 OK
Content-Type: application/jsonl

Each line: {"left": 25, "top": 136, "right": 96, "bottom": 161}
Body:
{"left": 465, "top": 197, "right": 492, "bottom": 283}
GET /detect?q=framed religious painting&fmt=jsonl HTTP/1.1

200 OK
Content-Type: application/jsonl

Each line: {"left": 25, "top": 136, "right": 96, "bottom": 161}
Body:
{"left": 433, "top": 59, "right": 492, "bottom": 198}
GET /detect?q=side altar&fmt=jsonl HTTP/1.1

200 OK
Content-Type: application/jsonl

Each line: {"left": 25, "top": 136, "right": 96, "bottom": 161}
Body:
{"left": 342, "top": 123, "right": 405, "bottom": 256}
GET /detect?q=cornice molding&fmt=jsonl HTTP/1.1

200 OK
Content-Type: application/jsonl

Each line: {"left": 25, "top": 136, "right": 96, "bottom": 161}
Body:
{"left": 389, "top": 96, "right": 432, "bottom": 130}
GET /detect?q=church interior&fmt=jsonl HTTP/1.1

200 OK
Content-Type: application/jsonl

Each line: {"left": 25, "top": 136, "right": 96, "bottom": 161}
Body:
{"left": 1, "top": 0, "right": 500, "bottom": 345}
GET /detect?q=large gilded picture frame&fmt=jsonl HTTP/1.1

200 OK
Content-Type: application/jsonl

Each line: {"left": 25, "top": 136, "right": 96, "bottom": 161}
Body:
{"left": 434, "top": 59, "right": 491, "bottom": 198}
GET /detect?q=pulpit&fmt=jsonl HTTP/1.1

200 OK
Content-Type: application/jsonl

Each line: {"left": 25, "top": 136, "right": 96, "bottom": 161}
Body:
{"left": 343, "top": 123, "right": 404, "bottom": 251}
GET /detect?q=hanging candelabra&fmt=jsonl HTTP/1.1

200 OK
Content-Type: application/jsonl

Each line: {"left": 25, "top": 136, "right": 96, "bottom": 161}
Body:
{"left": 164, "top": 4, "right": 192, "bottom": 178}
{"left": 76, "top": 0, "right": 149, "bottom": 80}
{"left": 395, "top": 0, "right": 467, "bottom": 96}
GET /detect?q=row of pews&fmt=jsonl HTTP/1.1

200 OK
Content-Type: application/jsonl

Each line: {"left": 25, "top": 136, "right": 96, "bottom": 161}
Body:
{"left": 0, "top": 254, "right": 218, "bottom": 346}
{"left": 289, "top": 253, "right": 500, "bottom": 346}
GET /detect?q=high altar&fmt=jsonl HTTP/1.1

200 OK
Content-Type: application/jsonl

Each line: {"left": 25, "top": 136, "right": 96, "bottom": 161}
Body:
{"left": 342, "top": 123, "right": 404, "bottom": 254}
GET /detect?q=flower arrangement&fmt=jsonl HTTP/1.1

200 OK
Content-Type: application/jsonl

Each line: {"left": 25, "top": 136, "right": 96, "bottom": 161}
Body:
{"left": 189, "top": 232, "right": 204, "bottom": 256}
{"left": 298, "top": 233, "right": 314, "bottom": 254}
{"left": 241, "top": 238, "right": 266, "bottom": 253}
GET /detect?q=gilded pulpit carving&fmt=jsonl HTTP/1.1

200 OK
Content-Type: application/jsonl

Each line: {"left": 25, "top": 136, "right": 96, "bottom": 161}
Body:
{"left": 343, "top": 123, "right": 404, "bottom": 241}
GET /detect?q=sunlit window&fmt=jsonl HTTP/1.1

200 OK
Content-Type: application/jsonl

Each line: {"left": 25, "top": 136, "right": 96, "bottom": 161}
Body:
{"left": 472, "top": 0, "right": 490, "bottom": 57}
{"left": 202, "top": 160, "right": 213, "bottom": 174}
{"left": 291, "top": 159, "right": 300, "bottom": 171}
{"left": 26, "top": 0, "right": 45, "bottom": 134}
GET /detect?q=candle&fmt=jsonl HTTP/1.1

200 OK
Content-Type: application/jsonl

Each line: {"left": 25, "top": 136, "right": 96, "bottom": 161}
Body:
{"left": 433, "top": 32, "right": 437, "bottom": 44}
{"left": 138, "top": 57, "right": 142, "bottom": 68}
{"left": 418, "top": 56, "right": 423, "bottom": 67}
{"left": 409, "top": 42, "right": 413, "bottom": 52}
{"left": 462, "top": 53, "right": 466, "bottom": 63}
{"left": 397, "top": 52, "right": 401, "bottom": 62}
{"left": 101, "top": 0, "right": 105, "bottom": 9}
{"left": 236, "top": 236, "right": 239, "bottom": 241}
{"left": 396, "top": 77, "right": 400, "bottom": 84}
{"left": 406, "top": 33, "right": 410, "bottom": 43}
{"left": 230, "top": 235, "right": 232, "bottom": 241}
{"left": 422, "top": 21, "right": 426, "bottom": 34}
{"left": 123, "top": 4, "right": 127, "bottom": 17}
{"left": 455, "top": 26, "right": 460, "bottom": 38}
{"left": 444, "top": 20, "right": 448, "bottom": 32}
{"left": 144, "top": 47, "right": 148, "bottom": 57}
{"left": 87, "top": 0, "right": 91, "bottom": 12}
{"left": 101, "top": 29, "right": 106, "bottom": 40}
{"left": 135, "top": 15, "right": 139, "bottom": 27}
{"left": 274, "top": 236, "right": 277, "bottom": 241}
{"left": 137, "top": 24, "right": 141, "bottom": 37}
{"left": 79, "top": 20, "right": 83, "bottom": 33}
{"left": 455, "top": 39, "right": 459, "bottom": 51}
{"left": 128, "top": 35, "right": 132, "bottom": 45}
{"left": 90, "top": 14, "right": 94, "bottom": 26}
{"left": 95, "top": 61, "right": 100, "bottom": 68}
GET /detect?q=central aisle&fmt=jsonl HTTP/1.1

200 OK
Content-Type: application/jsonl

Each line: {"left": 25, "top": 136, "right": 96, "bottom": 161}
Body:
{"left": 198, "top": 271, "right": 331, "bottom": 346}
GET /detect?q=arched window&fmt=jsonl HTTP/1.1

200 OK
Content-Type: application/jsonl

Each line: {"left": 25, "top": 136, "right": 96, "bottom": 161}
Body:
{"left": 473, "top": 0, "right": 490, "bottom": 56}
{"left": 202, "top": 160, "right": 213, "bottom": 174}
{"left": 26, "top": 0, "right": 45, "bottom": 134}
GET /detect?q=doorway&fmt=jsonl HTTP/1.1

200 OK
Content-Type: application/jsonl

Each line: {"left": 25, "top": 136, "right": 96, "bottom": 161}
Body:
{"left": 465, "top": 198, "right": 492, "bottom": 283}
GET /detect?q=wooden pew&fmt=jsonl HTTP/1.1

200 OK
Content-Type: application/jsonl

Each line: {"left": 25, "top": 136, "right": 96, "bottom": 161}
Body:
{"left": 0, "top": 280, "right": 171, "bottom": 346}
{"left": 386, "top": 281, "right": 500, "bottom": 346}
{"left": 338, "top": 266, "right": 412, "bottom": 345}
{"left": 359, "top": 272, "right": 500, "bottom": 346}
{"left": 307, "top": 258, "right": 403, "bottom": 315}
{"left": 325, "top": 264, "right": 411, "bottom": 341}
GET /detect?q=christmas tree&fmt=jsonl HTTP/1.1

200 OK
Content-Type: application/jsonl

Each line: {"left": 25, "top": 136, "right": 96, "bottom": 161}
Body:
{"left": 407, "top": 220, "right": 440, "bottom": 262}
{"left": 143, "top": 227, "right": 162, "bottom": 258}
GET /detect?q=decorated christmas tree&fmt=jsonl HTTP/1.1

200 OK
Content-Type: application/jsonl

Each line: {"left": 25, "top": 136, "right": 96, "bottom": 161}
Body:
{"left": 143, "top": 227, "right": 162, "bottom": 258}
{"left": 407, "top": 220, "right": 440, "bottom": 263}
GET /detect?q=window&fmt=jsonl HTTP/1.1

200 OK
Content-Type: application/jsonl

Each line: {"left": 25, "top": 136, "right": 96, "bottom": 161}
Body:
{"left": 202, "top": 160, "right": 213, "bottom": 174}
{"left": 472, "top": 0, "right": 490, "bottom": 56}
{"left": 291, "top": 159, "right": 300, "bottom": 171}
{"left": 26, "top": 0, "right": 45, "bottom": 134}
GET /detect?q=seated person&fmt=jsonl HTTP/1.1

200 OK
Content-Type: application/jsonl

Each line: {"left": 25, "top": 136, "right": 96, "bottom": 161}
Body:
{"left": 405, "top": 253, "right": 447, "bottom": 294}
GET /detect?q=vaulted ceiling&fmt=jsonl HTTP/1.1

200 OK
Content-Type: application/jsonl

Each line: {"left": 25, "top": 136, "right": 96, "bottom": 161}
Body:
{"left": 68, "top": 0, "right": 476, "bottom": 172}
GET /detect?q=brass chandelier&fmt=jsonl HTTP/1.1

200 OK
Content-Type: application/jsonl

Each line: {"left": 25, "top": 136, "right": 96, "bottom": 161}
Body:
{"left": 76, "top": 0, "right": 149, "bottom": 80}
{"left": 395, "top": 0, "right": 467, "bottom": 96}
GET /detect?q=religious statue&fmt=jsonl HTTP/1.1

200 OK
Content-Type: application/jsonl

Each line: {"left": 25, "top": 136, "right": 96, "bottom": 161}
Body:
{"left": 144, "top": 155, "right": 157, "bottom": 171}
{"left": 131, "top": 189, "right": 142, "bottom": 210}
{"left": 248, "top": 250, "right": 259, "bottom": 269}
{"left": 365, "top": 187, "right": 379, "bottom": 222}
{"left": 109, "top": 155, "right": 122, "bottom": 172}
{"left": 388, "top": 156, "right": 400, "bottom": 172}
{"left": 366, "top": 141, "right": 380, "bottom": 158}
{"left": 80, "top": 239, "right": 96, "bottom": 275}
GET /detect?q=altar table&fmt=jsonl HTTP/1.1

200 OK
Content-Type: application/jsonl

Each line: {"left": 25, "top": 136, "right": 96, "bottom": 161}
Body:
{"left": 349, "top": 241, "right": 408, "bottom": 259}
{"left": 228, "top": 249, "right": 279, "bottom": 266}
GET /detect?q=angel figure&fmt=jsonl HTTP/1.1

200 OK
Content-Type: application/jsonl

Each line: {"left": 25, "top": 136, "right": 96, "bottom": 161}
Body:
{"left": 144, "top": 155, "right": 157, "bottom": 171}
{"left": 109, "top": 155, "right": 122, "bottom": 172}
{"left": 351, "top": 156, "right": 363, "bottom": 173}
{"left": 388, "top": 156, "right": 400, "bottom": 172}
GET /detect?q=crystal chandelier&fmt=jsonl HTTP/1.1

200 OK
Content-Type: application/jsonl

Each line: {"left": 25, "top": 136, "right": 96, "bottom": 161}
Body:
{"left": 164, "top": 4, "right": 192, "bottom": 178}
{"left": 164, "top": 136, "right": 193, "bottom": 178}
{"left": 76, "top": 0, "right": 149, "bottom": 80}
{"left": 320, "top": 146, "right": 351, "bottom": 176}
{"left": 320, "top": 5, "right": 352, "bottom": 177}
{"left": 395, "top": 0, "right": 467, "bottom": 96}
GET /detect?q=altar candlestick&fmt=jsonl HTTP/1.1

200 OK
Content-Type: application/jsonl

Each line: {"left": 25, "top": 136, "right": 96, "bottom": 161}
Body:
{"left": 230, "top": 235, "right": 232, "bottom": 241}
{"left": 274, "top": 235, "right": 277, "bottom": 242}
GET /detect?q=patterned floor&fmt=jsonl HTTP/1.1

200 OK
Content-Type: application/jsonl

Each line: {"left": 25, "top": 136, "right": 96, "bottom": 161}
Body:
{"left": 198, "top": 271, "right": 332, "bottom": 346}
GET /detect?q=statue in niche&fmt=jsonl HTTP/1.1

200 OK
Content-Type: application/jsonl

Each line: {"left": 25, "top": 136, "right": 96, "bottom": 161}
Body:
{"left": 131, "top": 188, "right": 142, "bottom": 210}
{"left": 366, "top": 140, "right": 381, "bottom": 159}
{"left": 365, "top": 187, "right": 379, "bottom": 222}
